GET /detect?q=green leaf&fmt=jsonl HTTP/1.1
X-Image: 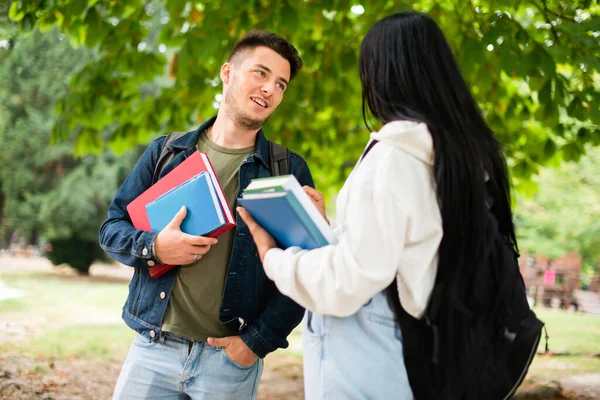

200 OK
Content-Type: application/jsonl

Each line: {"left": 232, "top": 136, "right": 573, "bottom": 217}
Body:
{"left": 567, "top": 97, "right": 589, "bottom": 122}
{"left": 589, "top": 104, "right": 600, "bottom": 125}
{"left": 543, "top": 139, "right": 557, "bottom": 159}
{"left": 562, "top": 143, "right": 582, "bottom": 163}
{"left": 21, "top": 15, "right": 34, "bottom": 32}
{"left": 8, "top": 2, "right": 25, "bottom": 22}
{"left": 281, "top": 3, "right": 300, "bottom": 34}
{"left": 538, "top": 79, "right": 552, "bottom": 105}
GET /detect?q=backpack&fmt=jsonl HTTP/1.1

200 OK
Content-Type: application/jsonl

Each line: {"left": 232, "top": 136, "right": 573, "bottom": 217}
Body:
{"left": 152, "top": 131, "right": 290, "bottom": 184}
{"left": 362, "top": 140, "right": 546, "bottom": 400}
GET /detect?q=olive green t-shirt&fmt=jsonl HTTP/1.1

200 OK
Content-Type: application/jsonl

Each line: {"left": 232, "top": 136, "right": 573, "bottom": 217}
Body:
{"left": 161, "top": 132, "right": 254, "bottom": 341}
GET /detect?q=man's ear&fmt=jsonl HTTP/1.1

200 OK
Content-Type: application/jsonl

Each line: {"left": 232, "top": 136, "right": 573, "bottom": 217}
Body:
{"left": 220, "top": 62, "right": 232, "bottom": 85}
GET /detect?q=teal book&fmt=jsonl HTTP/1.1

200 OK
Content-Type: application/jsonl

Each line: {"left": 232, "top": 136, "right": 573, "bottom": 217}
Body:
{"left": 146, "top": 172, "right": 226, "bottom": 236}
{"left": 241, "top": 174, "right": 337, "bottom": 245}
{"left": 238, "top": 190, "right": 333, "bottom": 250}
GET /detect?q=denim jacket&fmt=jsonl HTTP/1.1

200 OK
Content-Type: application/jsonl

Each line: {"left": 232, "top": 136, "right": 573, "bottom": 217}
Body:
{"left": 99, "top": 117, "right": 315, "bottom": 358}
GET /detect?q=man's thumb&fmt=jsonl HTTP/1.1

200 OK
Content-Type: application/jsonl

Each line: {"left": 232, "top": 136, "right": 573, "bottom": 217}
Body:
{"left": 207, "top": 337, "right": 227, "bottom": 347}
{"left": 168, "top": 206, "right": 187, "bottom": 228}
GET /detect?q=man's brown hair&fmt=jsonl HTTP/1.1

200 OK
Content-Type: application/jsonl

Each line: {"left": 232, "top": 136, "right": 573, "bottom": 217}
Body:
{"left": 228, "top": 30, "right": 303, "bottom": 81}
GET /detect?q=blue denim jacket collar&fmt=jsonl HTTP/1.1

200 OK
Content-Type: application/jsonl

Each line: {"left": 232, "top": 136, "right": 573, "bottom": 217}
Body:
{"left": 169, "top": 115, "right": 271, "bottom": 170}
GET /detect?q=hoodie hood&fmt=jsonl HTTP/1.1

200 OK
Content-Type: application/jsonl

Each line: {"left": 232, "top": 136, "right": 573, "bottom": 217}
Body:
{"left": 370, "top": 120, "right": 434, "bottom": 166}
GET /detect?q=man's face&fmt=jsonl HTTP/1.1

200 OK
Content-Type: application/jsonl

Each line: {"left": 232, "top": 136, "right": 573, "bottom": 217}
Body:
{"left": 221, "top": 46, "right": 291, "bottom": 130}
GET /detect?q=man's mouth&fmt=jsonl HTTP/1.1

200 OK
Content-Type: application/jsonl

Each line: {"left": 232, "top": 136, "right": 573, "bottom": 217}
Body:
{"left": 251, "top": 97, "right": 268, "bottom": 108}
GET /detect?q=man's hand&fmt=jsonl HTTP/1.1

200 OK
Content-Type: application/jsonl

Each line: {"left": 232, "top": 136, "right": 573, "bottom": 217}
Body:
{"left": 153, "top": 206, "right": 218, "bottom": 265}
{"left": 303, "top": 186, "right": 329, "bottom": 224}
{"left": 237, "top": 207, "right": 276, "bottom": 263}
{"left": 207, "top": 336, "right": 259, "bottom": 367}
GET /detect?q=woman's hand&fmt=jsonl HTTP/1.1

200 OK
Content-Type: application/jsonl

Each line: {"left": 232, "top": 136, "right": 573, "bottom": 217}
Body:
{"left": 303, "top": 186, "right": 329, "bottom": 224}
{"left": 237, "top": 207, "right": 277, "bottom": 263}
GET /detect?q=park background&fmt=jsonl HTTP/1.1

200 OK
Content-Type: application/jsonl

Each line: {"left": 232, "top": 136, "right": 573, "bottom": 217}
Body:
{"left": 0, "top": 0, "right": 599, "bottom": 398}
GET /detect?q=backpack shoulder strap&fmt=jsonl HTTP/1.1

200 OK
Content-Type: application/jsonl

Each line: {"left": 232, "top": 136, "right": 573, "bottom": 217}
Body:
{"left": 152, "top": 131, "right": 188, "bottom": 183}
{"left": 268, "top": 141, "right": 290, "bottom": 176}
{"left": 360, "top": 140, "right": 379, "bottom": 163}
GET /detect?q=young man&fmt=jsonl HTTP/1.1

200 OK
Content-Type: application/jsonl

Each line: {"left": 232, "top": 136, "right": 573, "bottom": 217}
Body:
{"left": 99, "top": 31, "right": 314, "bottom": 399}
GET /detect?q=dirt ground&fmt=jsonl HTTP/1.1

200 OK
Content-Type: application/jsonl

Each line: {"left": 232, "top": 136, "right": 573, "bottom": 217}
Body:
{"left": 0, "top": 256, "right": 304, "bottom": 399}
{"left": 0, "top": 353, "right": 304, "bottom": 400}
{"left": 1, "top": 256, "right": 599, "bottom": 399}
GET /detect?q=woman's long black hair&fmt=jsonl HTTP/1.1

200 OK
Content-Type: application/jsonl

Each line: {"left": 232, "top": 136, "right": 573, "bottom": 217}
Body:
{"left": 359, "top": 11, "right": 518, "bottom": 390}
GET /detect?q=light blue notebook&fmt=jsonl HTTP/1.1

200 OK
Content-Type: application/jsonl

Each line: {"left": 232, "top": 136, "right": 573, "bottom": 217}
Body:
{"left": 238, "top": 191, "right": 330, "bottom": 250}
{"left": 146, "top": 172, "right": 225, "bottom": 236}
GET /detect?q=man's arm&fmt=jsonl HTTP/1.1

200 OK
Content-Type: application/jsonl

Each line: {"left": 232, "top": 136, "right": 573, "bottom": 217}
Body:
{"left": 239, "top": 159, "right": 315, "bottom": 357}
{"left": 99, "top": 138, "right": 164, "bottom": 269}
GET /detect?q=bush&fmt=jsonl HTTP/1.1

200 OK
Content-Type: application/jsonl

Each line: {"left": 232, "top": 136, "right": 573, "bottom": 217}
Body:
{"left": 45, "top": 237, "right": 106, "bottom": 274}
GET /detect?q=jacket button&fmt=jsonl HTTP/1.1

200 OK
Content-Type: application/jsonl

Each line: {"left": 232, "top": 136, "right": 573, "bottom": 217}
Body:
{"left": 149, "top": 330, "right": 156, "bottom": 338}
{"left": 160, "top": 291, "right": 166, "bottom": 299}
{"left": 142, "top": 248, "right": 148, "bottom": 256}
{"left": 147, "top": 260, "right": 155, "bottom": 267}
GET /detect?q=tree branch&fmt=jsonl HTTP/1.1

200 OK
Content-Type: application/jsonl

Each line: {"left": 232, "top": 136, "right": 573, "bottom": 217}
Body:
{"left": 530, "top": 0, "right": 561, "bottom": 44}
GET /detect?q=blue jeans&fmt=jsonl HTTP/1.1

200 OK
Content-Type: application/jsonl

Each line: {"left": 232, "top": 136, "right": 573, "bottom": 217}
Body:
{"left": 113, "top": 332, "right": 263, "bottom": 399}
{"left": 302, "top": 291, "right": 414, "bottom": 399}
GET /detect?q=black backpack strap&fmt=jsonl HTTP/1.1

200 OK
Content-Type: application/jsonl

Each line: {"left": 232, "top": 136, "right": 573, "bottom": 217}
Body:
{"left": 152, "top": 131, "right": 187, "bottom": 184}
{"left": 268, "top": 141, "right": 290, "bottom": 176}
{"left": 360, "top": 139, "right": 379, "bottom": 163}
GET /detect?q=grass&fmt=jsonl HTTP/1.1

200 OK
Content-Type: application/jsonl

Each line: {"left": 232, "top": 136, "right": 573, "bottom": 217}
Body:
{"left": 525, "top": 307, "right": 600, "bottom": 382}
{"left": 533, "top": 307, "right": 600, "bottom": 354}
{"left": 1, "top": 270, "right": 599, "bottom": 382}
{"left": 528, "top": 355, "right": 600, "bottom": 381}
{"left": 0, "top": 272, "right": 133, "bottom": 362}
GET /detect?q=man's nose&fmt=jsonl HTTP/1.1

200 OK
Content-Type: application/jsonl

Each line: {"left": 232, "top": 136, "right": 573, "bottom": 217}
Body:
{"left": 261, "top": 81, "right": 275, "bottom": 95}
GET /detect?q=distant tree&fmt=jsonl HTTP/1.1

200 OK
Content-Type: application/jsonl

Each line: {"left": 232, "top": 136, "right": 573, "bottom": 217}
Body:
{"left": 515, "top": 145, "right": 600, "bottom": 277}
{"left": 0, "top": 26, "right": 85, "bottom": 246}
{"left": 0, "top": 24, "right": 141, "bottom": 273}
{"left": 8, "top": 0, "right": 599, "bottom": 195}
{"left": 39, "top": 150, "right": 141, "bottom": 274}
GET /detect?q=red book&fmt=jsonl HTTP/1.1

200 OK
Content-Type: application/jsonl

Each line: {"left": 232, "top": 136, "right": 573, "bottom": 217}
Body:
{"left": 127, "top": 151, "right": 236, "bottom": 278}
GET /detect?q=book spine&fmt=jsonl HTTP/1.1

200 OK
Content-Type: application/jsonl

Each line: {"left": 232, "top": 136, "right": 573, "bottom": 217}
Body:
{"left": 200, "top": 153, "right": 235, "bottom": 225}
{"left": 286, "top": 182, "right": 336, "bottom": 244}
{"left": 285, "top": 193, "right": 328, "bottom": 246}
{"left": 149, "top": 263, "right": 175, "bottom": 278}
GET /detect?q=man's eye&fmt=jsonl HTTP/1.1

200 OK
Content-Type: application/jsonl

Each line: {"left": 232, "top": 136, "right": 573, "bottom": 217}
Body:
{"left": 255, "top": 70, "right": 266, "bottom": 77}
{"left": 276, "top": 83, "right": 286, "bottom": 91}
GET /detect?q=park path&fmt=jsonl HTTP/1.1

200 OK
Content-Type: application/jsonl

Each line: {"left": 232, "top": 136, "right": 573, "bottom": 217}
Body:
{"left": 0, "top": 279, "right": 26, "bottom": 301}
{"left": 574, "top": 289, "right": 600, "bottom": 315}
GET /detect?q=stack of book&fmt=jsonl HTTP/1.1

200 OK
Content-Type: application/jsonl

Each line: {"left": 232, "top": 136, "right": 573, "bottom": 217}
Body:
{"left": 127, "top": 151, "right": 235, "bottom": 278}
{"left": 238, "top": 175, "right": 337, "bottom": 249}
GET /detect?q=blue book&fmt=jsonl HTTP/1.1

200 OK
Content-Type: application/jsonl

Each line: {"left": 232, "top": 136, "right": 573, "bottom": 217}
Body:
{"left": 146, "top": 172, "right": 226, "bottom": 236}
{"left": 237, "top": 191, "right": 332, "bottom": 250}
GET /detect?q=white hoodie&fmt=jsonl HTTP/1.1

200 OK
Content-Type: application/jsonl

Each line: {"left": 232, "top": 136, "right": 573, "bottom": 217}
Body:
{"left": 263, "top": 121, "right": 443, "bottom": 318}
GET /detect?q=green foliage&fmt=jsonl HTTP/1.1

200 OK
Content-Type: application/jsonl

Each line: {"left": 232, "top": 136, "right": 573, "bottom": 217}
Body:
{"left": 515, "top": 145, "right": 600, "bottom": 275}
{"left": 44, "top": 237, "right": 106, "bottom": 274}
{"left": 0, "top": 24, "right": 142, "bottom": 272}
{"left": 7, "top": 0, "right": 599, "bottom": 196}
{"left": 0, "top": 27, "right": 87, "bottom": 241}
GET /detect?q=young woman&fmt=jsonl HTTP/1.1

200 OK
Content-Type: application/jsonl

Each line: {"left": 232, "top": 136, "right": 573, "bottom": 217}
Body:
{"left": 239, "top": 11, "right": 518, "bottom": 399}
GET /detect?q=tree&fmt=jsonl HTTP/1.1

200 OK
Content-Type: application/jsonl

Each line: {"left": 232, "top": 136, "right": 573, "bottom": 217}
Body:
{"left": 8, "top": 0, "right": 599, "bottom": 196}
{"left": 0, "top": 23, "right": 142, "bottom": 273}
{"left": 515, "top": 145, "right": 600, "bottom": 278}
{"left": 0, "top": 26, "right": 85, "bottom": 246}
{"left": 39, "top": 149, "right": 141, "bottom": 274}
